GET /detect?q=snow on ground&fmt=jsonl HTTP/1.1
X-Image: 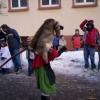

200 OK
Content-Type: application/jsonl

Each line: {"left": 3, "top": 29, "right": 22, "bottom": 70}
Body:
{"left": 21, "top": 50, "right": 100, "bottom": 81}
{"left": 50, "top": 50, "right": 100, "bottom": 81}
{"left": 51, "top": 50, "right": 98, "bottom": 74}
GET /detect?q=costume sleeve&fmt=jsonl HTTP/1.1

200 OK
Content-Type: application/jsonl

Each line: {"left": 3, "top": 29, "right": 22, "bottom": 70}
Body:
{"left": 80, "top": 19, "right": 88, "bottom": 31}
{"left": 48, "top": 48, "right": 58, "bottom": 61}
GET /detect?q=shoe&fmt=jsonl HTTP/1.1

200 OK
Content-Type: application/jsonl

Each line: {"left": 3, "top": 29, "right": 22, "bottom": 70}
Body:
{"left": 41, "top": 95, "right": 51, "bottom": 100}
{"left": 91, "top": 69, "right": 97, "bottom": 73}
{"left": 16, "top": 69, "right": 22, "bottom": 74}
{"left": 84, "top": 68, "right": 88, "bottom": 72}
{"left": 14, "top": 68, "right": 18, "bottom": 72}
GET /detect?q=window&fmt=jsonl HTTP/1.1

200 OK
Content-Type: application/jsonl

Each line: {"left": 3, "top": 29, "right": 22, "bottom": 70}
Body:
{"left": 38, "top": 0, "right": 61, "bottom": 10}
{"left": 72, "top": 0, "right": 97, "bottom": 8}
{"left": 8, "top": 0, "right": 29, "bottom": 12}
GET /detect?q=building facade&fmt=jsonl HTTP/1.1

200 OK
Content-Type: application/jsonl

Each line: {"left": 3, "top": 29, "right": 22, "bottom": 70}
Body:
{"left": 0, "top": 0, "right": 100, "bottom": 50}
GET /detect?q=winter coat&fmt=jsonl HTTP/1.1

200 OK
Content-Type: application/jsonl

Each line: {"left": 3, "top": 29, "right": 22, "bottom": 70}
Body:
{"left": 53, "top": 36, "right": 59, "bottom": 47}
{"left": 59, "top": 39, "right": 66, "bottom": 47}
{"left": 32, "top": 48, "right": 58, "bottom": 69}
{"left": 6, "top": 28, "right": 21, "bottom": 49}
{"left": 85, "top": 28, "right": 99, "bottom": 47}
{"left": 80, "top": 20, "right": 99, "bottom": 47}
{"left": 0, "top": 31, "right": 6, "bottom": 42}
{"left": 72, "top": 35, "right": 82, "bottom": 49}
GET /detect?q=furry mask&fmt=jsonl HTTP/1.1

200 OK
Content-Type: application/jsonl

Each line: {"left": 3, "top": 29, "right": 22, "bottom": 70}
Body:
{"left": 86, "top": 20, "right": 94, "bottom": 32}
{"left": 30, "top": 18, "right": 63, "bottom": 63}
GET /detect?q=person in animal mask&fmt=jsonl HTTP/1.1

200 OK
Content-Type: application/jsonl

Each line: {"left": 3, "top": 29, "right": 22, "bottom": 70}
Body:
{"left": 30, "top": 19, "right": 62, "bottom": 100}
{"left": 80, "top": 19, "right": 99, "bottom": 72}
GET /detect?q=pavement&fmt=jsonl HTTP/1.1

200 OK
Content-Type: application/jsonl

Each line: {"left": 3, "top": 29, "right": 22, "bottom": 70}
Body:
{"left": 0, "top": 68, "right": 100, "bottom": 100}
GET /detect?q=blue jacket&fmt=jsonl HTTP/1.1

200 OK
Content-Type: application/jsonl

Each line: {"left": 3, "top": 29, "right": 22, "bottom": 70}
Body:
{"left": 53, "top": 36, "right": 59, "bottom": 46}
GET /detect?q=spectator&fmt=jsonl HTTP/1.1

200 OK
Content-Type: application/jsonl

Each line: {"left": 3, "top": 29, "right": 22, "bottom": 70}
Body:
{"left": 80, "top": 19, "right": 99, "bottom": 72}
{"left": 0, "top": 41, "right": 13, "bottom": 74}
{"left": 26, "top": 36, "right": 34, "bottom": 76}
{"left": 1, "top": 24, "right": 22, "bottom": 73}
{"left": 52, "top": 34, "right": 60, "bottom": 50}
{"left": 58, "top": 35, "right": 67, "bottom": 56}
{"left": 72, "top": 29, "right": 82, "bottom": 51}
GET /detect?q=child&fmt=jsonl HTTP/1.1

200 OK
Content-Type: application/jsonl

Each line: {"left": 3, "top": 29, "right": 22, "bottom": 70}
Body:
{"left": 58, "top": 35, "right": 67, "bottom": 56}
{"left": 26, "top": 36, "right": 34, "bottom": 76}
{"left": 52, "top": 34, "right": 60, "bottom": 50}
{"left": 27, "top": 46, "right": 34, "bottom": 76}
{"left": 72, "top": 29, "right": 82, "bottom": 51}
{"left": 0, "top": 42, "right": 13, "bottom": 74}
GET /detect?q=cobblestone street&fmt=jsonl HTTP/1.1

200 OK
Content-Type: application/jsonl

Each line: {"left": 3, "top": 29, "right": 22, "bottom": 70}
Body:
{"left": 0, "top": 70, "right": 100, "bottom": 100}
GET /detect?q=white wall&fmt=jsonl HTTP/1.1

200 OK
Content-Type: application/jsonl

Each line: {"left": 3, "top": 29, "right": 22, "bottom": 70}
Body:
{"left": 0, "top": 0, "right": 100, "bottom": 36}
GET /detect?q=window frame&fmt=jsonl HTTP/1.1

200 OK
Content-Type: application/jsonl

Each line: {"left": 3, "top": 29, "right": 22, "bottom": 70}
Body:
{"left": 8, "top": 0, "right": 29, "bottom": 12}
{"left": 38, "top": 0, "right": 61, "bottom": 10}
{"left": 72, "top": 0, "right": 98, "bottom": 8}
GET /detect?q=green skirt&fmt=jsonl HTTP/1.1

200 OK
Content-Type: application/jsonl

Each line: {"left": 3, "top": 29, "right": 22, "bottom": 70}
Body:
{"left": 35, "top": 66, "right": 56, "bottom": 95}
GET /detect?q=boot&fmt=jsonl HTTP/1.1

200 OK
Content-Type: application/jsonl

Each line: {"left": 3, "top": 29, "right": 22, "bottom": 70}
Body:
{"left": 41, "top": 95, "right": 51, "bottom": 100}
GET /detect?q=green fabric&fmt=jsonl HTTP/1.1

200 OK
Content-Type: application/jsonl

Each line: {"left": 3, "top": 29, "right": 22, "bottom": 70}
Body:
{"left": 35, "top": 66, "right": 56, "bottom": 94}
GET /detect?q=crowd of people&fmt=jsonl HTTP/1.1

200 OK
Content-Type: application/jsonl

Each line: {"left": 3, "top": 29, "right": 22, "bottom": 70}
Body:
{"left": 72, "top": 19, "right": 100, "bottom": 72}
{"left": 52, "top": 19, "right": 100, "bottom": 73}
{"left": 0, "top": 19, "right": 100, "bottom": 100}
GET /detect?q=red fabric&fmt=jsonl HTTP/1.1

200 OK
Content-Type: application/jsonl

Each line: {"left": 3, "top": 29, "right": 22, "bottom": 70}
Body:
{"left": 32, "top": 48, "right": 58, "bottom": 69}
{"left": 98, "top": 46, "right": 100, "bottom": 51}
{"left": 72, "top": 35, "right": 81, "bottom": 49}
{"left": 48, "top": 48, "right": 58, "bottom": 61}
{"left": 86, "top": 28, "right": 98, "bottom": 46}
{"left": 80, "top": 20, "right": 98, "bottom": 46}
{"left": 80, "top": 19, "right": 88, "bottom": 31}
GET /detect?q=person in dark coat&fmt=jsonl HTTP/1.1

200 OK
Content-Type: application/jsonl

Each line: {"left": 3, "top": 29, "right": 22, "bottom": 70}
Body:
{"left": 1, "top": 24, "right": 22, "bottom": 73}
{"left": 0, "top": 27, "right": 6, "bottom": 43}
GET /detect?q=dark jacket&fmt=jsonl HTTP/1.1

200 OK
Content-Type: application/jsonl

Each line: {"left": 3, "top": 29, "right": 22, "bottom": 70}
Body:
{"left": 0, "top": 31, "right": 6, "bottom": 42}
{"left": 53, "top": 36, "right": 59, "bottom": 47}
{"left": 6, "top": 28, "right": 21, "bottom": 49}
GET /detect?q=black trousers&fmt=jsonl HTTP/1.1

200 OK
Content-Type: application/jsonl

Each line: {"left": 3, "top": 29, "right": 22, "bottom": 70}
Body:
{"left": 44, "top": 63, "right": 56, "bottom": 85}
{"left": 58, "top": 46, "right": 67, "bottom": 56}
